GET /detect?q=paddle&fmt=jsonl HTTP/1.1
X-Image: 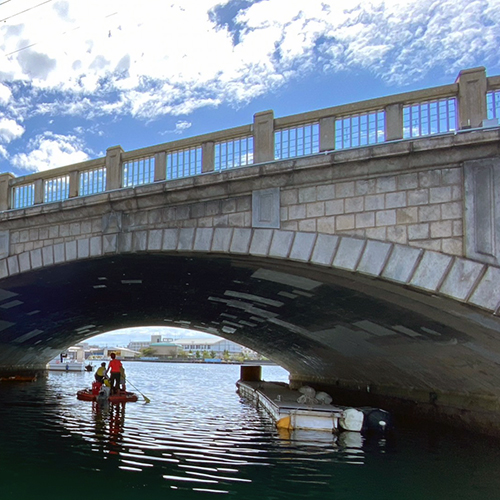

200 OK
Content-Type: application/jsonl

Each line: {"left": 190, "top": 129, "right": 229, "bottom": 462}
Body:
{"left": 126, "top": 379, "right": 151, "bottom": 403}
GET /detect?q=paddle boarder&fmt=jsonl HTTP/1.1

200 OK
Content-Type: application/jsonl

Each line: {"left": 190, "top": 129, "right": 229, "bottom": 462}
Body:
{"left": 94, "top": 362, "right": 106, "bottom": 383}
{"left": 106, "top": 353, "right": 123, "bottom": 395}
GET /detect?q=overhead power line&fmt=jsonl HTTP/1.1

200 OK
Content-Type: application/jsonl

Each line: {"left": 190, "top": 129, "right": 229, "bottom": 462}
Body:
{"left": 0, "top": 0, "right": 53, "bottom": 23}
{"left": 3, "top": 11, "right": 118, "bottom": 57}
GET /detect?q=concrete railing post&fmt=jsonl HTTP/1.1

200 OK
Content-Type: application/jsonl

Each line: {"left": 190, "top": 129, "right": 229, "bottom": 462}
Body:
{"left": 253, "top": 110, "right": 274, "bottom": 164}
{"left": 106, "top": 146, "right": 124, "bottom": 191}
{"left": 202, "top": 141, "right": 215, "bottom": 173}
{"left": 68, "top": 171, "right": 79, "bottom": 198}
{"left": 34, "top": 179, "right": 43, "bottom": 205}
{"left": 0, "top": 173, "right": 14, "bottom": 211}
{"left": 385, "top": 103, "right": 403, "bottom": 141}
{"left": 319, "top": 117, "right": 335, "bottom": 152}
{"left": 154, "top": 151, "right": 166, "bottom": 182}
{"left": 456, "top": 67, "right": 487, "bottom": 129}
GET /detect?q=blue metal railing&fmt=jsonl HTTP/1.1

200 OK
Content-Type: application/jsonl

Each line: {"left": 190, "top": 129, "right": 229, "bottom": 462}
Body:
{"left": 403, "top": 98, "right": 457, "bottom": 138}
{"left": 167, "top": 147, "right": 202, "bottom": 180}
{"left": 487, "top": 90, "right": 500, "bottom": 120}
{"left": 12, "top": 184, "right": 35, "bottom": 209}
{"left": 215, "top": 136, "right": 253, "bottom": 170}
{"left": 44, "top": 176, "right": 69, "bottom": 203}
{"left": 335, "top": 111, "right": 385, "bottom": 149}
{"left": 275, "top": 123, "right": 319, "bottom": 160}
{"left": 123, "top": 157, "right": 155, "bottom": 188}
{"left": 80, "top": 167, "right": 106, "bottom": 196}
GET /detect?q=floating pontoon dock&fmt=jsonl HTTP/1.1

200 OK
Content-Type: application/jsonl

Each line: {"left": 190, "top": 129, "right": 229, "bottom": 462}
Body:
{"left": 236, "top": 365, "right": 364, "bottom": 433}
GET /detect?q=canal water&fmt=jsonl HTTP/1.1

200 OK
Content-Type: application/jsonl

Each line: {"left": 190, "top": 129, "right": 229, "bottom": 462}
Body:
{"left": 1, "top": 362, "right": 500, "bottom": 500}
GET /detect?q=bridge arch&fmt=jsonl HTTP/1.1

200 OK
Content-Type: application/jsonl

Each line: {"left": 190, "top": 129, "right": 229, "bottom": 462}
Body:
{"left": 9, "top": 226, "right": 500, "bottom": 314}
{"left": 2, "top": 228, "right": 500, "bottom": 434}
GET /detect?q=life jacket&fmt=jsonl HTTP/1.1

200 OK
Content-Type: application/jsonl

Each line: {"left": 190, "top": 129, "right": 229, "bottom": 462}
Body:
{"left": 109, "top": 358, "right": 122, "bottom": 373}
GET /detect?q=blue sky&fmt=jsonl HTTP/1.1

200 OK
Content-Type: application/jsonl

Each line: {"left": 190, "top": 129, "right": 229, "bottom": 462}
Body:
{"left": 1, "top": 0, "right": 499, "bottom": 345}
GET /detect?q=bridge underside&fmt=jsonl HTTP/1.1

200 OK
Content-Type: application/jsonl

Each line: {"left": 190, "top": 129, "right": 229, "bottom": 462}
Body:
{"left": 1, "top": 253, "right": 500, "bottom": 435}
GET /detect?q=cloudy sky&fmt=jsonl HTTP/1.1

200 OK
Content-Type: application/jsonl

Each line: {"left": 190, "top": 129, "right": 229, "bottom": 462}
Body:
{"left": 1, "top": 0, "right": 499, "bottom": 344}
{"left": 88, "top": 326, "right": 210, "bottom": 347}
{"left": 1, "top": 0, "right": 499, "bottom": 176}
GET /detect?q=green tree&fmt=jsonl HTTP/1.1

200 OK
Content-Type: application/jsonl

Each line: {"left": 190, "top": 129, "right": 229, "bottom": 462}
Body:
{"left": 141, "top": 347, "right": 157, "bottom": 357}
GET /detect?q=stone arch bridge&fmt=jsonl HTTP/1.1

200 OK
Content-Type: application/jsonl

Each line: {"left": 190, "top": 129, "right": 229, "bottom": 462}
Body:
{"left": 0, "top": 67, "right": 500, "bottom": 434}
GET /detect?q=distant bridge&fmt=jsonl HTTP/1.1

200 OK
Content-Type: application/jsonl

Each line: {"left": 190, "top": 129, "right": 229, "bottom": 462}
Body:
{"left": 1, "top": 67, "right": 500, "bottom": 434}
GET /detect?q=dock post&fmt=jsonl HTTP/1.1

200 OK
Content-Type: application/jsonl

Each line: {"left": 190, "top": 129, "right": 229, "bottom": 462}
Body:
{"left": 240, "top": 365, "right": 262, "bottom": 382}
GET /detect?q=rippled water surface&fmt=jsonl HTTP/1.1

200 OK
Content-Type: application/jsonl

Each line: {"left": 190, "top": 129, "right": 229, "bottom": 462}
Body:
{"left": 1, "top": 362, "right": 500, "bottom": 500}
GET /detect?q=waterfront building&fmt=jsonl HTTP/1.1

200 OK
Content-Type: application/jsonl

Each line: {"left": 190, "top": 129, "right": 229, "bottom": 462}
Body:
{"left": 127, "top": 334, "right": 257, "bottom": 359}
{"left": 103, "top": 346, "right": 139, "bottom": 359}
{"left": 127, "top": 340, "right": 152, "bottom": 352}
{"left": 176, "top": 337, "right": 249, "bottom": 358}
{"left": 146, "top": 341, "right": 181, "bottom": 358}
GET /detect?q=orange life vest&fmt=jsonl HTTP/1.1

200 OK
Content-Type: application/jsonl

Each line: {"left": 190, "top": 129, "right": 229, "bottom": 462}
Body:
{"left": 109, "top": 358, "right": 122, "bottom": 373}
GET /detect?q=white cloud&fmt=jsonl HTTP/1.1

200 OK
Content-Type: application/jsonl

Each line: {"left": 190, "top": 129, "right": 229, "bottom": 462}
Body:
{"left": 0, "top": 0, "right": 499, "bottom": 126}
{"left": 11, "top": 132, "right": 89, "bottom": 172}
{"left": 159, "top": 120, "right": 193, "bottom": 136}
{"left": 0, "top": 84, "right": 12, "bottom": 105}
{"left": 173, "top": 120, "right": 192, "bottom": 134}
{"left": 0, "top": 118, "right": 24, "bottom": 143}
{"left": 234, "top": 0, "right": 500, "bottom": 85}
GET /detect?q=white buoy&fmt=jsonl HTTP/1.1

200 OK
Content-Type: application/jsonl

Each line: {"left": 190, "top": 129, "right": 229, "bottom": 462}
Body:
{"left": 339, "top": 408, "right": 364, "bottom": 432}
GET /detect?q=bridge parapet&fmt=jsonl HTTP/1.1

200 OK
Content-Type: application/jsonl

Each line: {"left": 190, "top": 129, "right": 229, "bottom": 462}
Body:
{"left": 0, "top": 126, "right": 499, "bottom": 269}
{"left": 1, "top": 67, "right": 498, "bottom": 212}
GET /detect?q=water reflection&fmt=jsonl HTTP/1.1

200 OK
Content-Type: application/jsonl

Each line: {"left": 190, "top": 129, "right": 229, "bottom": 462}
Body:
{"left": 1, "top": 363, "right": 500, "bottom": 500}
{"left": 277, "top": 427, "right": 338, "bottom": 447}
{"left": 90, "top": 401, "right": 126, "bottom": 456}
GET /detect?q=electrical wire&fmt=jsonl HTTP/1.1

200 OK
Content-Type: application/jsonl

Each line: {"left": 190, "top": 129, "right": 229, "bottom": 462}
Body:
{"left": 3, "top": 11, "right": 118, "bottom": 57}
{"left": 0, "top": 0, "right": 53, "bottom": 23}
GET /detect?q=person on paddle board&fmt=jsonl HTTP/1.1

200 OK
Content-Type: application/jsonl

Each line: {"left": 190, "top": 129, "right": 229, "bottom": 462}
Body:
{"left": 120, "top": 365, "right": 126, "bottom": 392}
{"left": 94, "top": 362, "right": 106, "bottom": 383}
{"left": 106, "top": 353, "right": 123, "bottom": 395}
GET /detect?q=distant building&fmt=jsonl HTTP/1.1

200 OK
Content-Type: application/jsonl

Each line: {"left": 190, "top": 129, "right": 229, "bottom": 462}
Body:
{"left": 128, "top": 340, "right": 151, "bottom": 352}
{"left": 85, "top": 346, "right": 105, "bottom": 359}
{"left": 129, "top": 335, "right": 174, "bottom": 352}
{"left": 127, "top": 334, "right": 258, "bottom": 359}
{"left": 177, "top": 337, "right": 245, "bottom": 356}
{"left": 104, "top": 347, "right": 139, "bottom": 359}
{"left": 148, "top": 341, "right": 181, "bottom": 358}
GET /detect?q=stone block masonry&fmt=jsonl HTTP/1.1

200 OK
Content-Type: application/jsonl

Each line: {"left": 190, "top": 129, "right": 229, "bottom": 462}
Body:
{"left": 2, "top": 125, "right": 500, "bottom": 271}
{"left": 280, "top": 166, "right": 464, "bottom": 255}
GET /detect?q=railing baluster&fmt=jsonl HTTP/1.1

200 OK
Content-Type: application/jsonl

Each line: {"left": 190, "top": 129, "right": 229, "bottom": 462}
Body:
{"left": 214, "top": 137, "right": 254, "bottom": 170}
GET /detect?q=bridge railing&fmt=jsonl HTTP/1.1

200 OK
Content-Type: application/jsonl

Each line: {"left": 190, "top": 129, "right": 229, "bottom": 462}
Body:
{"left": 1, "top": 67, "right": 499, "bottom": 212}
{"left": 487, "top": 86, "right": 500, "bottom": 120}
